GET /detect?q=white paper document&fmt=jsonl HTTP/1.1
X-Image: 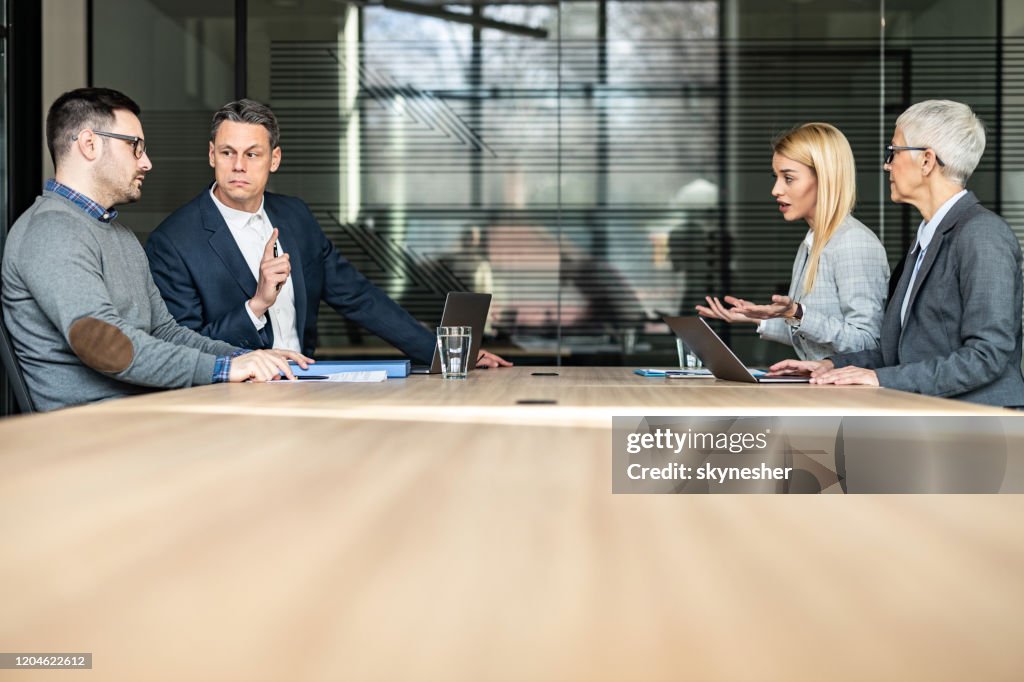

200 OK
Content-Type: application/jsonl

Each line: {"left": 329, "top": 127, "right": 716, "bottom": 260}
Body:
{"left": 272, "top": 370, "right": 388, "bottom": 383}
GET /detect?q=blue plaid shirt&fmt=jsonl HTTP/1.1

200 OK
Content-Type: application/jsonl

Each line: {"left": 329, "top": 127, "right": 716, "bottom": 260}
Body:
{"left": 45, "top": 178, "right": 118, "bottom": 222}
{"left": 46, "top": 178, "right": 244, "bottom": 382}
{"left": 212, "top": 349, "right": 251, "bottom": 382}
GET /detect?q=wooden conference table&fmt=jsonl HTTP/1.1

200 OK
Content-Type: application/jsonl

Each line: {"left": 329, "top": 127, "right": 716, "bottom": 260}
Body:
{"left": 1, "top": 368, "right": 1022, "bottom": 681}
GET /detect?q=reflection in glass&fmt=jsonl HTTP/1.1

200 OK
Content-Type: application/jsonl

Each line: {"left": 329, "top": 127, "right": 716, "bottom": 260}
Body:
{"left": 84, "top": 0, "right": 1012, "bottom": 367}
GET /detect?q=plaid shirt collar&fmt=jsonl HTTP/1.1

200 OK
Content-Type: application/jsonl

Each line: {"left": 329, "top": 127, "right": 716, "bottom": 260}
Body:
{"left": 44, "top": 178, "right": 118, "bottom": 223}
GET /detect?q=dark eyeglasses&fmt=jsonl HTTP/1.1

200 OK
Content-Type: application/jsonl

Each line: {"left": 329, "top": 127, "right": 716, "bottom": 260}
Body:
{"left": 884, "top": 144, "right": 945, "bottom": 167}
{"left": 74, "top": 130, "right": 147, "bottom": 159}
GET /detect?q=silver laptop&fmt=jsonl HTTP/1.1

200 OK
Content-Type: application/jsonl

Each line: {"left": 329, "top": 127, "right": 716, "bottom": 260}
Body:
{"left": 664, "top": 316, "right": 810, "bottom": 384}
{"left": 412, "top": 292, "right": 493, "bottom": 374}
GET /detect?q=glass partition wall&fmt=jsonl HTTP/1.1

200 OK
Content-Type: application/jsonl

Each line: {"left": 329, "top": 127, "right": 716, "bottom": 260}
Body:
{"left": 91, "top": 0, "right": 1015, "bottom": 366}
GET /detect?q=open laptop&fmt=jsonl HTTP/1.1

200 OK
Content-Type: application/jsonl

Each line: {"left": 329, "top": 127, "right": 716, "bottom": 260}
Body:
{"left": 663, "top": 316, "right": 810, "bottom": 384}
{"left": 411, "top": 292, "right": 493, "bottom": 374}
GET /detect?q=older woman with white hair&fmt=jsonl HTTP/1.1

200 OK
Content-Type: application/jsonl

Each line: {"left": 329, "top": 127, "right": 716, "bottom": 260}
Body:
{"left": 772, "top": 100, "right": 1024, "bottom": 407}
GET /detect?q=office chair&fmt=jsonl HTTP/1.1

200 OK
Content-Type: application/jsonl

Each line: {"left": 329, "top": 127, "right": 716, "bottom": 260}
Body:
{"left": 0, "top": 318, "right": 35, "bottom": 414}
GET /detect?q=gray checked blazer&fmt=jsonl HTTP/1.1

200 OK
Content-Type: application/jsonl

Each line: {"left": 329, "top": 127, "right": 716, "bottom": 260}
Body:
{"left": 832, "top": 192, "right": 1024, "bottom": 407}
{"left": 759, "top": 215, "right": 889, "bottom": 360}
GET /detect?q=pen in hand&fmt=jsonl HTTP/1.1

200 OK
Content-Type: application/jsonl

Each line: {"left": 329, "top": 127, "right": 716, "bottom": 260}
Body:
{"left": 272, "top": 234, "right": 284, "bottom": 291}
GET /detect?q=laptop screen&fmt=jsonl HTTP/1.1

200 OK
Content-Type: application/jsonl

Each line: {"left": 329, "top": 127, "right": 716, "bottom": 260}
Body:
{"left": 663, "top": 316, "right": 809, "bottom": 383}
{"left": 426, "top": 292, "right": 492, "bottom": 373}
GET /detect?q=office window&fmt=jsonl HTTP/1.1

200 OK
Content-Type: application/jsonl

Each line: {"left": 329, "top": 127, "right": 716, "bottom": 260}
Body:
{"left": 91, "top": 0, "right": 234, "bottom": 236}
{"left": 83, "top": 0, "right": 1017, "bottom": 366}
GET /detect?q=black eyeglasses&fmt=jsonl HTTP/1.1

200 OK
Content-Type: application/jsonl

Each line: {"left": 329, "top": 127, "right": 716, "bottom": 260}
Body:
{"left": 74, "top": 130, "right": 147, "bottom": 159}
{"left": 884, "top": 144, "right": 945, "bottom": 167}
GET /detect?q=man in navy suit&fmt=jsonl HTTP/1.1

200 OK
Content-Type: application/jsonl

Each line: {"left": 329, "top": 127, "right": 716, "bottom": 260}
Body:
{"left": 146, "top": 99, "right": 510, "bottom": 368}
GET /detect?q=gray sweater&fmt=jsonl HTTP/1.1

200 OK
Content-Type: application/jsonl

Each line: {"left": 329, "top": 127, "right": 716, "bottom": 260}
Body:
{"left": 2, "top": 191, "right": 240, "bottom": 411}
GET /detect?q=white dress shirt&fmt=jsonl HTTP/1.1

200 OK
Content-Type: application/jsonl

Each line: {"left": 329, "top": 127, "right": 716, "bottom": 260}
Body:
{"left": 900, "top": 189, "right": 967, "bottom": 325}
{"left": 209, "top": 188, "right": 302, "bottom": 352}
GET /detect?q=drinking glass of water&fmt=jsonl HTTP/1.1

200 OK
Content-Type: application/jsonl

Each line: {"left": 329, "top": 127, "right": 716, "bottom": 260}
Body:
{"left": 437, "top": 326, "right": 472, "bottom": 379}
{"left": 676, "top": 337, "right": 703, "bottom": 370}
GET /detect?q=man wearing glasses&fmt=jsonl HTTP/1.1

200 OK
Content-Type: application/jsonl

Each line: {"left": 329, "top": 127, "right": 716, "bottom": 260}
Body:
{"left": 772, "top": 99, "right": 1024, "bottom": 407}
{"left": 1, "top": 88, "right": 310, "bottom": 411}
{"left": 145, "top": 99, "right": 509, "bottom": 368}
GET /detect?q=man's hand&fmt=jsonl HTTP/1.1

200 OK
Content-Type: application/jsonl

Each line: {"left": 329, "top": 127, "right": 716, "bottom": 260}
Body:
{"left": 228, "top": 349, "right": 297, "bottom": 382}
{"left": 695, "top": 295, "right": 757, "bottom": 324}
{"left": 267, "top": 348, "right": 314, "bottom": 370}
{"left": 809, "top": 366, "right": 879, "bottom": 386}
{"left": 729, "top": 294, "right": 799, "bottom": 321}
{"left": 768, "top": 358, "right": 834, "bottom": 376}
{"left": 248, "top": 229, "right": 289, "bottom": 318}
{"left": 475, "top": 349, "right": 513, "bottom": 369}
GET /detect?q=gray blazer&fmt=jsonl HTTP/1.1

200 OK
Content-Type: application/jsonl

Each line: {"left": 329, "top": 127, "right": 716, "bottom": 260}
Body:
{"left": 832, "top": 192, "right": 1024, "bottom": 407}
{"left": 760, "top": 215, "right": 889, "bottom": 360}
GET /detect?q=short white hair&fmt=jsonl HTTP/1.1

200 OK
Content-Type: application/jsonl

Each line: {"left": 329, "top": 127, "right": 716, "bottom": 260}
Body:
{"left": 895, "top": 100, "right": 985, "bottom": 186}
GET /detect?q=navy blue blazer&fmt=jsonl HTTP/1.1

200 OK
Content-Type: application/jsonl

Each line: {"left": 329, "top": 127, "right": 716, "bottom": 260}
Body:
{"left": 145, "top": 188, "right": 435, "bottom": 363}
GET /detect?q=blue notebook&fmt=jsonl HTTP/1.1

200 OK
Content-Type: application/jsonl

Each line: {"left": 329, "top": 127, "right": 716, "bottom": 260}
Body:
{"left": 290, "top": 360, "right": 411, "bottom": 378}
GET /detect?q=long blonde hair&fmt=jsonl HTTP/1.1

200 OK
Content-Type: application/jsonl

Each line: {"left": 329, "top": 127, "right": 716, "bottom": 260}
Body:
{"left": 773, "top": 122, "right": 857, "bottom": 294}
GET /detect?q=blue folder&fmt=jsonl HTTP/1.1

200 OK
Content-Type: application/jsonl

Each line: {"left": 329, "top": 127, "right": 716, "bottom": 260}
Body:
{"left": 290, "top": 360, "right": 411, "bottom": 378}
{"left": 634, "top": 368, "right": 713, "bottom": 377}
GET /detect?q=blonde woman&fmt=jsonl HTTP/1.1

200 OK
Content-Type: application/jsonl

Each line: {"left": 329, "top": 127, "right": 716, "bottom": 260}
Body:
{"left": 696, "top": 122, "right": 889, "bottom": 360}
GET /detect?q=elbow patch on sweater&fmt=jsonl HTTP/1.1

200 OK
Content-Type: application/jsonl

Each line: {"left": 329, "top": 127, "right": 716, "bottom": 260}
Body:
{"left": 69, "top": 317, "right": 134, "bottom": 373}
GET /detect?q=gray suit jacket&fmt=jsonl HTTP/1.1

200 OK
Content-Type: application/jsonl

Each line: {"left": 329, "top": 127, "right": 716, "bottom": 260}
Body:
{"left": 832, "top": 192, "right": 1024, "bottom": 407}
{"left": 759, "top": 215, "right": 889, "bottom": 360}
